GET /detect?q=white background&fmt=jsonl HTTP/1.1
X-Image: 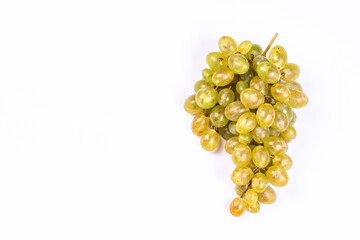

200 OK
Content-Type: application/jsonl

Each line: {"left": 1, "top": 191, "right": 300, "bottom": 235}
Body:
{"left": 0, "top": 0, "right": 359, "bottom": 239}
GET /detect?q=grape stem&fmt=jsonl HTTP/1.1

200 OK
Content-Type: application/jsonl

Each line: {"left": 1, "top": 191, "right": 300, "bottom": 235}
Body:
{"left": 262, "top": 33, "right": 278, "bottom": 57}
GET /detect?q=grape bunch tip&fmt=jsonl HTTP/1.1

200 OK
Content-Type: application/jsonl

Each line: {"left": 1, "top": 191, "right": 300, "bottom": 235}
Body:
{"left": 184, "top": 33, "right": 308, "bottom": 217}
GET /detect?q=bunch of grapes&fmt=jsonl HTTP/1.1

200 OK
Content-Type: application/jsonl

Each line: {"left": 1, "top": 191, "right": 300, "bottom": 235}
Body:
{"left": 184, "top": 33, "right": 308, "bottom": 217}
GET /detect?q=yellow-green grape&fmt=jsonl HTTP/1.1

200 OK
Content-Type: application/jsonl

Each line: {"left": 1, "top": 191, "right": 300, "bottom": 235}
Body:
{"left": 239, "top": 69, "right": 256, "bottom": 83}
{"left": 224, "top": 101, "right": 248, "bottom": 121}
{"left": 218, "top": 36, "right": 237, "bottom": 56}
{"left": 288, "top": 90, "right": 308, "bottom": 108}
{"left": 228, "top": 121, "right": 238, "bottom": 136}
{"left": 240, "top": 88, "right": 264, "bottom": 109}
{"left": 266, "top": 165, "right": 289, "bottom": 187}
{"left": 202, "top": 68, "right": 214, "bottom": 83}
{"left": 225, "top": 136, "right": 240, "bottom": 154}
{"left": 184, "top": 94, "right": 203, "bottom": 115}
{"left": 235, "top": 184, "right": 248, "bottom": 197}
{"left": 209, "top": 106, "right": 228, "bottom": 128}
{"left": 269, "top": 45, "right": 288, "bottom": 69}
{"left": 231, "top": 167, "right": 254, "bottom": 185}
{"left": 271, "top": 110, "right": 289, "bottom": 132}
{"left": 230, "top": 197, "right": 247, "bottom": 217}
{"left": 269, "top": 127, "right": 280, "bottom": 137}
{"left": 258, "top": 186, "right": 276, "bottom": 204}
{"left": 236, "top": 80, "right": 249, "bottom": 94}
{"left": 264, "top": 136, "right": 288, "bottom": 155}
{"left": 252, "top": 145, "right": 270, "bottom": 168}
{"left": 218, "top": 88, "right": 235, "bottom": 107}
{"left": 238, "top": 132, "right": 252, "bottom": 144}
{"left": 236, "top": 112, "right": 257, "bottom": 134}
{"left": 191, "top": 113, "right": 209, "bottom": 136}
{"left": 212, "top": 68, "right": 234, "bottom": 87}
{"left": 232, "top": 144, "right": 252, "bottom": 167}
{"left": 195, "top": 86, "right": 219, "bottom": 109}
{"left": 252, "top": 55, "right": 269, "bottom": 70}
{"left": 290, "top": 111, "right": 297, "bottom": 125}
{"left": 194, "top": 79, "right": 214, "bottom": 92}
{"left": 247, "top": 201, "right": 260, "bottom": 213}
{"left": 218, "top": 126, "right": 234, "bottom": 140}
{"left": 238, "top": 40, "right": 252, "bottom": 54}
{"left": 250, "top": 76, "right": 269, "bottom": 95}
{"left": 270, "top": 83, "right": 290, "bottom": 102}
{"left": 247, "top": 160, "right": 256, "bottom": 169}
{"left": 251, "top": 173, "right": 268, "bottom": 193}
{"left": 285, "top": 81, "right": 303, "bottom": 92}
{"left": 206, "top": 52, "right": 228, "bottom": 70}
{"left": 256, "top": 62, "right": 281, "bottom": 84}
{"left": 274, "top": 102, "right": 293, "bottom": 122}
{"left": 228, "top": 53, "right": 249, "bottom": 74}
{"left": 273, "top": 153, "right": 293, "bottom": 170}
{"left": 246, "top": 44, "right": 263, "bottom": 60}
{"left": 281, "top": 63, "right": 300, "bottom": 82}
{"left": 244, "top": 189, "right": 258, "bottom": 204}
{"left": 200, "top": 129, "right": 219, "bottom": 151}
{"left": 251, "top": 125, "right": 270, "bottom": 144}
{"left": 256, "top": 103, "right": 275, "bottom": 128}
{"left": 280, "top": 124, "right": 297, "bottom": 142}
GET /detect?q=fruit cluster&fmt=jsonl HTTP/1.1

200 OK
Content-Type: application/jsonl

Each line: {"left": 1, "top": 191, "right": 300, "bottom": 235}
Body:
{"left": 184, "top": 34, "right": 308, "bottom": 216}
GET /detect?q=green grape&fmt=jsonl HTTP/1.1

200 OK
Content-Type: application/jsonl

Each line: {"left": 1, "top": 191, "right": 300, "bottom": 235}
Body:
{"left": 240, "top": 88, "right": 264, "bottom": 109}
{"left": 184, "top": 94, "right": 203, "bottom": 115}
{"left": 266, "top": 165, "right": 289, "bottom": 187}
{"left": 269, "top": 45, "right": 288, "bottom": 68}
{"left": 230, "top": 197, "right": 247, "bottom": 217}
{"left": 256, "top": 62, "right": 280, "bottom": 84}
{"left": 252, "top": 55, "right": 269, "bottom": 70}
{"left": 218, "top": 88, "right": 235, "bottom": 107}
{"left": 191, "top": 113, "right": 209, "bottom": 136}
{"left": 271, "top": 110, "right": 289, "bottom": 132}
{"left": 225, "top": 136, "right": 240, "bottom": 154}
{"left": 273, "top": 153, "right": 293, "bottom": 170}
{"left": 251, "top": 173, "right": 268, "bottom": 193}
{"left": 194, "top": 79, "right": 214, "bottom": 92}
{"left": 224, "top": 101, "right": 248, "bottom": 121}
{"left": 269, "top": 127, "right": 280, "bottom": 137}
{"left": 228, "top": 121, "right": 239, "bottom": 135}
{"left": 247, "top": 201, "right": 260, "bottom": 213}
{"left": 206, "top": 52, "right": 228, "bottom": 70}
{"left": 212, "top": 67, "right": 234, "bottom": 86}
{"left": 218, "top": 126, "right": 234, "bottom": 140}
{"left": 250, "top": 76, "right": 269, "bottom": 95}
{"left": 209, "top": 105, "right": 229, "bottom": 128}
{"left": 236, "top": 80, "right": 249, "bottom": 95}
{"left": 238, "top": 40, "right": 252, "bottom": 54}
{"left": 256, "top": 103, "right": 275, "bottom": 128}
{"left": 238, "top": 132, "right": 252, "bottom": 144}
{"left": 274, "top": 102, "right": 293, "bottom": 122}
{"left": 251, "top": 125, "right": 270, "bottom": 144}
{"left": 195, "top": 86, "right": 219, "bottom": 109}
{"left": 280, "top": 124, "right": 296, "bottom": 142}
{"left": 281, "top": 63, "right": 300, "bottom": 82}
{"left": 236, "top": 112, "right": 257, "bottom": 134}
{"left": 258, "top": 186, "right": 276, "bottom": 204}
{"left": 285, "top": 81, "right": 303, "bottom": 92}
{"left": 239, "top": 67, "right": 256, "bottom": 82}
{"left": 246, "top": 44, "right": 263, "bottom": 60}
{"left": 270, "top": 83, "right": 290, "bottom": 102}
{"left": 231, "top": 167, "right": 254, "bottom": 185}
{"left": 202, "top": 68, "right": 214, "bottom": 83}
{"left": 200, "top": 129, "right": 219, "bottom": 151}
{"left": 264, "top": 136, "right": 288, "bottom": 155}
{"left": 218, "top": 36, "right": 237, "bottom": 56}
{"left": 290, "top": 111, "right": 297, "bottom": 125}
{"left": 247, "top": 159, "right": 256, "bottom": 169}
{"left": 288, "top": 90, "right": 308, "bottom": 108}
{"left": 252, "top": 145, "right": 270, "bottom": 168}
{"left": 232, "top": 144, "right": 252, "bottom": 167}
{"left": 235, "top": 184, "right": 248, "bottom": 197}
{"left": 228, "top": 53, "right": 249, "bottom": 74}
{"left": 244, "top": 189, "right": 258, "bottom": 204}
